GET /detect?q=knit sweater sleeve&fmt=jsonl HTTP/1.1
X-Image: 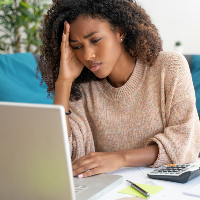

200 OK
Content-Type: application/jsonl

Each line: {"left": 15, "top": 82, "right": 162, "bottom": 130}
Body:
{"left": 68, "top": 93, "right": 95, "bottom": 161}
{"left": 146, "top": 52, "right": 200, "bottom": 167}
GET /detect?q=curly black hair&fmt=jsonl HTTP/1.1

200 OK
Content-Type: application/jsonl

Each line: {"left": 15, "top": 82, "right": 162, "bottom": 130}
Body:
{"left": 37, "top": 0, "right": 163, "bottom": 101}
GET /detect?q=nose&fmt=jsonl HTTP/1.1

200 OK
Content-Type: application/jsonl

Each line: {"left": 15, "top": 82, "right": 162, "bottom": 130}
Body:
{"left": 83, "top": 46, "right": 95, "bottom": 61}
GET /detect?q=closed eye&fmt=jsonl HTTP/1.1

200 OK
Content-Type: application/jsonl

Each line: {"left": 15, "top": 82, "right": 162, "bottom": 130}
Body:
{"left": 92, "top": 37, "right": 102, "bottom": 43}
{"left": 72, "top": 37, "right": 102, "bottom": 50}
{"left": 72, "top": 45, "right": 82, "bottom": 50}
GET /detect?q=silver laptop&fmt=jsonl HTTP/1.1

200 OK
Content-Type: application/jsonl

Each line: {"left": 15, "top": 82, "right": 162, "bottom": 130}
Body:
{"left": 0, "top": 102, "right": 123, "bottom": 200}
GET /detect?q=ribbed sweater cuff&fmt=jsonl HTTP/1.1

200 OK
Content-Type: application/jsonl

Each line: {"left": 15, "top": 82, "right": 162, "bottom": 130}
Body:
{"left": 146, "top": 138, "right": 172, "bottom": 167}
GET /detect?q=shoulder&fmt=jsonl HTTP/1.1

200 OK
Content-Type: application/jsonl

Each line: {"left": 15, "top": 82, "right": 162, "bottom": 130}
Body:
{"left": 156, "top": 51, "right": 194, "bottom": 102}
{"left": 152, "top": 51, "right": 190, "bottom": 75}
{"left": 155, "top": 51, "right": 188, "bottom": 69}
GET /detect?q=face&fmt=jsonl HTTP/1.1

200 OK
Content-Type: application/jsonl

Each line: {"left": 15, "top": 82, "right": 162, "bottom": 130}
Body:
{"left": 69, "top": 16, "right": 124, "bottom": 79}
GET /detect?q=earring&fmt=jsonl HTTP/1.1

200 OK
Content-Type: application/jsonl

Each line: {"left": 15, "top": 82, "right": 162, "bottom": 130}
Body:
{"left": 120, "top": 38, "right": 123, "bottom": 41}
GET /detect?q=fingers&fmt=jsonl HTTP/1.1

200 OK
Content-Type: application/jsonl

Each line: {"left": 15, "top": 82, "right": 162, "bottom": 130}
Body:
{"left": 72, "top": 155, "right": 94, "bottom": 173}
{"left": 72, "top": 154, "right": 91, "bottom": 166}
{"left": 73, "top": 161, "right": 97, "bottom": 177}
{"left": 65, "top": 21, "right": 70, "bottom": 46}
{"left": 63, "top": 21, "right": 70, "bottom": 47}
{"left": 61, "top": 21, "right": 70, "bottom": 55}
{"left": 78, "top": 167, "right": 101, "bottom": 178}
{"left": 72, "top": 153, "right": 102, "bottom": 177}
{"left": 72, "top": 152, "right": 99, "bottom": 169}
{"left": 72, "top": 152, "right": 121, "bottom": 178}
{"left": 63, "top": 21, "right": 66, "bottom": 34}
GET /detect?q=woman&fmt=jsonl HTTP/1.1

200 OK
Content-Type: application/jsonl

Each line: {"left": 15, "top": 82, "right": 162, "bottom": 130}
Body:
{"left": 38, "top": 0, "right": 200, "bottom": 178}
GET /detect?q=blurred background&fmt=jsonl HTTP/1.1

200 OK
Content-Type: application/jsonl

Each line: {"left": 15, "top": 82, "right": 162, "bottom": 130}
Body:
{"left": 138, "top": 0, "right": 200, "bottom": 54}
{"left": 0, "top": 0, "right": 200, "bottom": 54}
{"left": 0, "top": 0, "right": 51, "bottom": 54}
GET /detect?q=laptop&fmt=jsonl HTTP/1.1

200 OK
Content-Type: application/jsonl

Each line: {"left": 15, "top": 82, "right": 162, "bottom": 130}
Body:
{"left": 0, "top": 102, "right": 123, "bottom": 200}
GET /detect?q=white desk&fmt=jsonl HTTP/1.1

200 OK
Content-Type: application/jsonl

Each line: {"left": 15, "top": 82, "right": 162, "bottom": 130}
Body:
{"left": 98, "top": 159, "right": 200, "bottom": 200}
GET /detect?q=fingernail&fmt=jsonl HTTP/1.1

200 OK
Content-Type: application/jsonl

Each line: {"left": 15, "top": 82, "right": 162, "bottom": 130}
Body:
{"left": 78, "top": 174, "right": 83, "bottom": 179}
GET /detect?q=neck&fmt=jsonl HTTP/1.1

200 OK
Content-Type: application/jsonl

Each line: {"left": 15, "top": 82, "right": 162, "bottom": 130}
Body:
{"left": 107, "top": 50, "right": 136, "bottom": 88}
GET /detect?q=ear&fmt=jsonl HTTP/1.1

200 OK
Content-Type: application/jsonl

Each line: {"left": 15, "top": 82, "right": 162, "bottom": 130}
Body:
{"left": 115, "top": 27, "right": 125, "bottom": 41}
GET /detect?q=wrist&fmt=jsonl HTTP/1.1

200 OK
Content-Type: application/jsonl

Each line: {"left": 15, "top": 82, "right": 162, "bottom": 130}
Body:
{"left": 116, "top": 149, "right": 142, "bottom": 168}
{"left": 115, "top": 150, "right": 129, "bottom": 168}
{"left": 54, "top": 79, "right": 72, "bottom": 105}
{"left": 116, "top": 145, "right": 159, "bottom": 168}
{"left": 55, "top": 78, "right": 73, "bottom": 86}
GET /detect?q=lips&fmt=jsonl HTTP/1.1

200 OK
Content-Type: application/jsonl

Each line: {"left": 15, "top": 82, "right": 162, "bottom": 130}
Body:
{"left": 89, "top": 63, "right": 102, "bottom": 72}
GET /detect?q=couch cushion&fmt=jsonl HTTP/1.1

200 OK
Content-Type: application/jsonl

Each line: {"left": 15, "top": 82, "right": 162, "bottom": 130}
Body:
{"left": 0, "top": 52, "right": 53, "bottom": 104}
{"left": 190, "top": 55, "right": 200, "bottom": 117}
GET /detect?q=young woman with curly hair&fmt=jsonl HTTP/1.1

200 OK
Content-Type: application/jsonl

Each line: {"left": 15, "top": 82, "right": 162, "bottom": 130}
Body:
{"left": 38, "top": 0, "right": 200, "bottom": 178}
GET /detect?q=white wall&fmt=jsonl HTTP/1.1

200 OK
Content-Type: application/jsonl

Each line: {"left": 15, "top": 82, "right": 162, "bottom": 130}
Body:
{"left": 137, "top": 0, "right": 200, "bottom": 54}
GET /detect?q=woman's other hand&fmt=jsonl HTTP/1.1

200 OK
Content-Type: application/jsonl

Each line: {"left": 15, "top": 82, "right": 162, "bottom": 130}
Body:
{"left": 72, "top": 145, "right": 159, "bottom": 178}
{"left": 72, "top": 152, "right": 125, "bottom": 178}
{"left": 59, "top": 21, "right": 84, "bottom": 82}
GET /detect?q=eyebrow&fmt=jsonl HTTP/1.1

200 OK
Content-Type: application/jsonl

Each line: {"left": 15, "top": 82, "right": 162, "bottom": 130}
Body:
{"left": 69, "top": 31, "right": 100, "bottom": 42}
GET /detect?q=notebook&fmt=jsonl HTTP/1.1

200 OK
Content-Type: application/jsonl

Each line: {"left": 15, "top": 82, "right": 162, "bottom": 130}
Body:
{"left": 183, "top": 182, "right": 200, "bottom": 198}
{"left": 0, "top": 102, "right": 123, "bottom": 200}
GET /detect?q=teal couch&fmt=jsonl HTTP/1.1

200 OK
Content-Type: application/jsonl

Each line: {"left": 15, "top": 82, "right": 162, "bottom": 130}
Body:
{"left": 184, "top": 55, "right": 200, "bottom": 119}
{"left": 0, "top": 52, "right": 53, "bottom": 104}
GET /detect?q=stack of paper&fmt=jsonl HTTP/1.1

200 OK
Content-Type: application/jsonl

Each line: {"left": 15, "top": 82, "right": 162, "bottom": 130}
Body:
{"left": 183, "top": 182, "right": 200, "bottom": 198}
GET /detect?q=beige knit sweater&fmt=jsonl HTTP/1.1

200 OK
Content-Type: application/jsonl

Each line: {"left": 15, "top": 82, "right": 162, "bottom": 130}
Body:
{"left": 68, "top": 51, "right": 200, "bottom": 167}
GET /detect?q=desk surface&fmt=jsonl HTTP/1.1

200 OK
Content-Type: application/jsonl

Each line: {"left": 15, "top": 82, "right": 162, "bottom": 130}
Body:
{"left": 98, "top": 159, "right": 200, "bottom": 200}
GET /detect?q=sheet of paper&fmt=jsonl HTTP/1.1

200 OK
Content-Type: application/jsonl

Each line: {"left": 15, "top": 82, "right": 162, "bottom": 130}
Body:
{"left": 183, "top": 182, "right": 200, "bottom": 198}
{"left": 118, "top": 197, "right": 144, "bottom": 200}
{"left": 118, "top": 183, "right": 164, "bottom": 199}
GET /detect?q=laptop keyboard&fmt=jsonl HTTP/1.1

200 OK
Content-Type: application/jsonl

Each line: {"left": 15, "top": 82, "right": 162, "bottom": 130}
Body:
{"left": 74, "top": 184, "right": 88, "bottom": 194}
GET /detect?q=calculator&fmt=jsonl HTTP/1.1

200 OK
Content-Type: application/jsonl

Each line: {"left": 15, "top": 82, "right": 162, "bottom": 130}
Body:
{"left": 147, "top": 163, "right": 200, "bottom": 183}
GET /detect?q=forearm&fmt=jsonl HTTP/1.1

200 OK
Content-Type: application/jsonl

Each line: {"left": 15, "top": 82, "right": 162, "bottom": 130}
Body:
{"left": 118, "top": 144, "right": 159, "bottom": 167}
{"left": 53, "top": 80, "right": 72, "bottom": 137}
